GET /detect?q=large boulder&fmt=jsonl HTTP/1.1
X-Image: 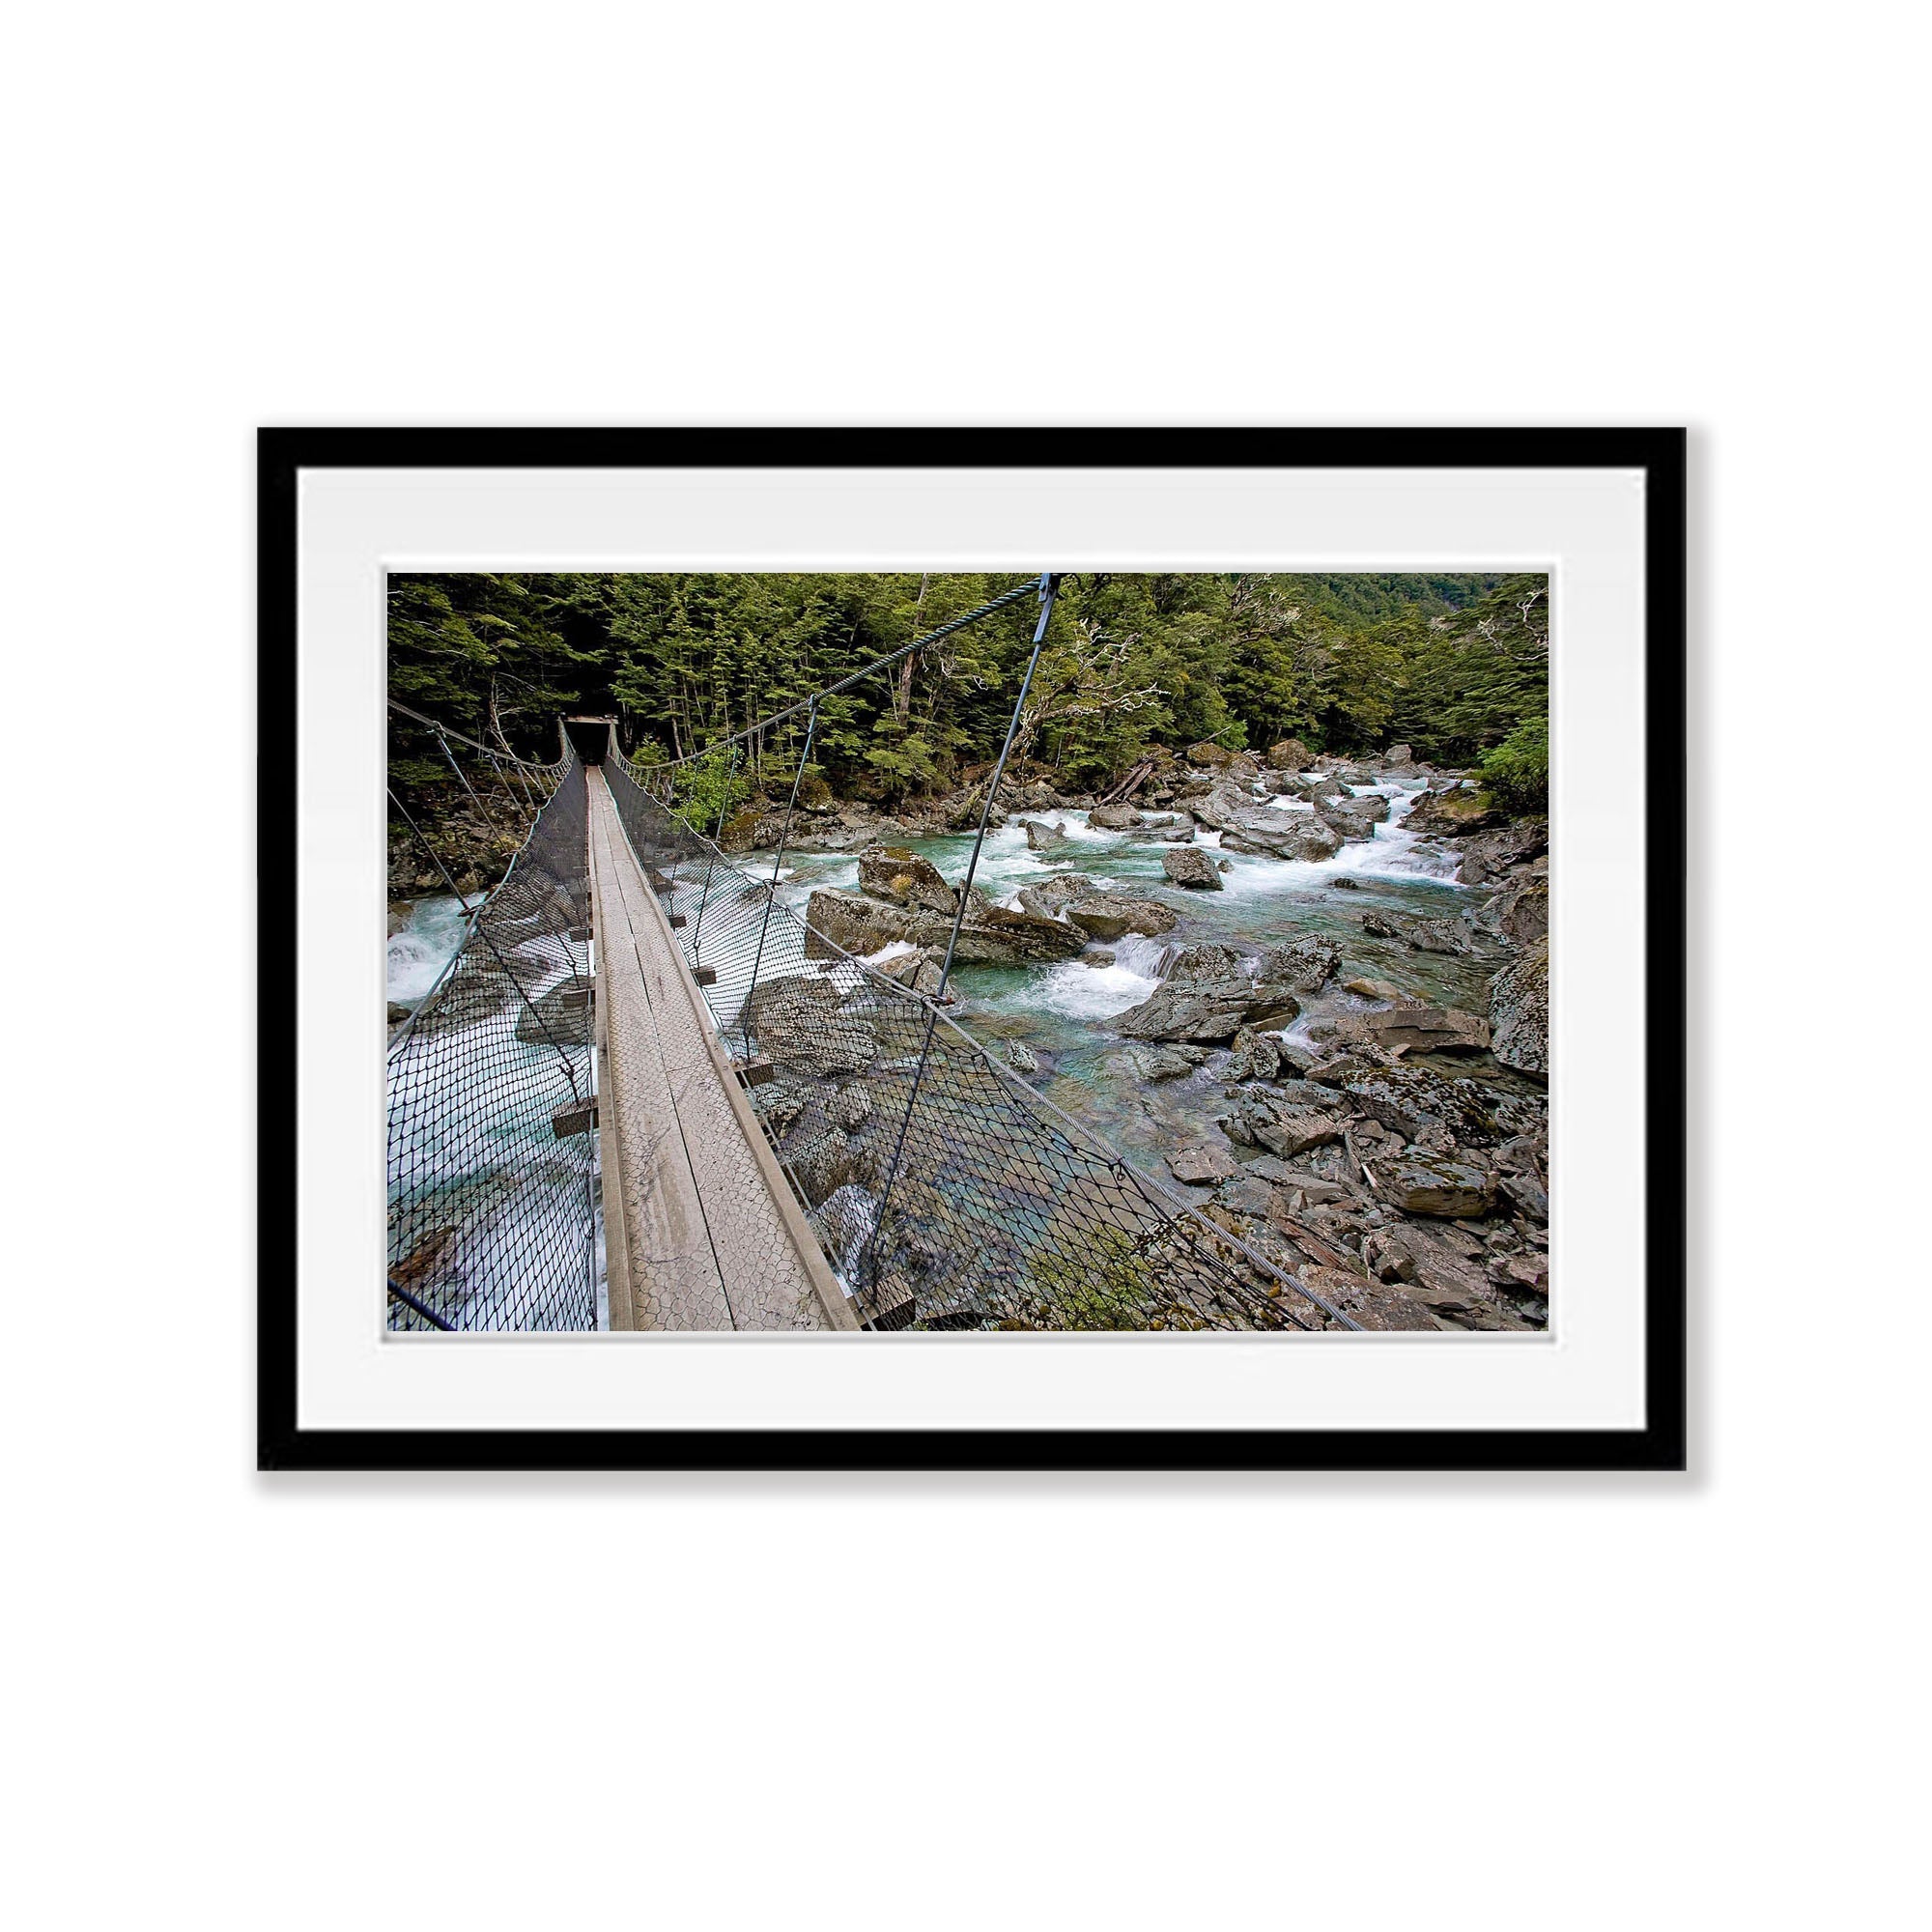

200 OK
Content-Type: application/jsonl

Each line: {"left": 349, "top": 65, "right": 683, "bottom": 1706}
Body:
{"left": 1339, "top": 1064, "right": 1538, "bottom": 1145}
{"left": 1169, "top": 1144, "right": 1239, "bottom": 1185}
{"left": 966, "top": 902, "right": 1096, "bottom": 962}
{"left": 1164, "top": 943, "right": 1245, "bottom": 981}
{"left": 1490, "top": 936, "right": 1549, "bottom": 1076}
{"left": 803, "top": 887, "right": 1086, "bottom": 964}
{"left": 1458, "top": 819, "right": 1548, "bottom": 887}
{"left": 1293, "top": 1264, "right": 1444, "bottom": 1333}
{"left": 1478, "top": 878, "right": 1549, "bottom": 945}
{"left": 1016, "top": 872, "right": 1178, "bottom": 941}
{"left": 1335, "top": 1003, "right": 1491, "bottom": 1056}
{"left": 1363, "top": 1225, "right": 1518, "bottom": 1328}
{"left": 1185, "top": 741, "right": 1258, "bottom": 775}
{"left": 1020, "top": 818, "right": 1071, "bottom": 852}
{"left": 1374, "top": 1155, "right": 1495, "bottom": 1218}
{"left": 872, "top": 946, "right": 947, "bottom": 997}
{"left": 1221, "top": 813, "right": 1345, "bottom": 862}
{"left": 1267, "top": 737, "right": 1317, "bottom": 770}
{"left": 1229, "top": 1028, "right": 1285, "bottom": 1082}
{"left": 1136, "top": 1045, "right": 1203, "bottom": 1081}
{"left": 514, "top": 976, "right": 591, "bottom": 1045}
{"left": 1123, "top": 815, "right": 1198, "bottom": 844}
{"left": 742, "top": 974, "right": 879, "bottom": 1077}
{"left": 1162, "top": 845, "right": 1223, "bottom": 891}
{"left": 1228, "top": 1086, "right": 1350, "bottom": 1157}
{"left": 856, "top": 846, "right": 957, "bottom": 916}
{"left": 1065, "top": 896, "right": 1178, "bottom": 942}
{"left": 1314, "top": 794, "right": 1391, "bottom": 841}
{"left": 1360, "top": 909, "right": 1476, "bottom": 955}
{"left": 1115, "top": 975, "right": 1301, "bottom": 1044}
{"left": 1087, "top": 803, "right": 1144, "bottom": 831}
{"left": 1406, "top": 787, "right": 1499, "bottom": 838}
{"left": 1015, "top": 873, "right": 1100, "bottom": 919}
{"left": 1290, "top": 773, "right": 1348, "bottom": 805}
{"left": 1261, "top": 935, "right": 1341, "bottom": 992}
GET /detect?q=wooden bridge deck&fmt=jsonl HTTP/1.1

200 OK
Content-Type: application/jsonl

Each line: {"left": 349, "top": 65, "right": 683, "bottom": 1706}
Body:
{"left": 586, "top": 770, "right": 855, "bottom": 1331}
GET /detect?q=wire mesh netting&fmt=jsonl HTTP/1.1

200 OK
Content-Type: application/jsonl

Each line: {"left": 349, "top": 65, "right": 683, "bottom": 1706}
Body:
{"left": 604, "top": 753, "right": 1338, "bottom": 1333}
{"left": 385, "top": 758, "right": 598, "bottom": 1332}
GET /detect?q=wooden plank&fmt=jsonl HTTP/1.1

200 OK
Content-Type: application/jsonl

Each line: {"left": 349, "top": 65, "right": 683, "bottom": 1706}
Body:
{"left": 587, "top": 772, "right": 853, "bottom": 1332}
{"left": 585, "top": 797, "right": 734, "bottom": 1330}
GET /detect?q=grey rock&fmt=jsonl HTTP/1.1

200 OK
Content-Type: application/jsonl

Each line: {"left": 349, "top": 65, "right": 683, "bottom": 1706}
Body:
{"left": 1339, "top": 1065, "right": 1533, "bottom": 1146}
{"left": 1364, "top": 1226, "right": 1516, "bottom": 1328}
{"left": 1457, "top": 818, "right": 1548, "bottom": 887}
{"left": 827, "top": 1085, "right": 872, "bottom": 1132}
{"left": 873, "top": 947, "right": 947, "bottom": 997}
{"left": 1373, "top": 1155, "right": 1495, "bottom": 1218}
{"left": 1115, "top": 975, "right": 1300, "bottom": 1044}
{"left": 1360, "top": 909, "right": 1477, "bottom": 955}
{"left": 1314, "top": 794, "right": 1391, "bottom": 841}
{"left": 1232, "top": 1087, "right": 1350, "bottom": 1157}
{"left": 1087, "top": 803, "right": 1143, "bottom": 830}
{"left": 1343, "top": 976, "right": 1403, "bottom": 1001}
{"left": 1215, "top": 1175, "right": 1277, "bottom": 1217}
{"left": 1002, "top": 1037, "right": 1040, "bottom": 1075}
{"left": 1169, "top": 1144, "right": 1239, "bottom": 1185}
{"left": 1477, "top": 878, "right": 1549, "bottom": 946}
{"left": 1229, "top": 1028, "right": 1284, "bottom": 1082}
{"left": 1015, "top": 873, "right": 1101, "bottom": 919}
{"left": 1490, "top": 936, "right": 1549, "bottom": 1077}
{"left": 1137, "top": 1046, "right": 1201, "bottom": 1081}
{"left": 1335, "top": 1003, "right": 1491, "bottom": 1056}
{"left": 1499, "top": 1170, "right": 1549, "bottom": 1224}
{"left": 1020, "top": 818, "right": 1071, "bottom": 852}
{"left": 1165, "top": 943, "right": 1246, "bottom": 981}
{"left": 857, "top": 846, "right": 957, "bottom": 916}
{"left": 514, "top": 978, "right": 591, "bottom": 1045}
{"left": 1162, "top": 845, "right": 1224, "bottom": 890}
{"left": 804, "top": 888, "right": 1086, "bottom": 964}
{"left": 743, "top": 975, "right": 879, "bottom": 1077}
{"left": 1261, "top": 935, "right": 1342, "bottom": 993}
{"left": 1065, "top": 898, "right": 1178, "bottom": 942}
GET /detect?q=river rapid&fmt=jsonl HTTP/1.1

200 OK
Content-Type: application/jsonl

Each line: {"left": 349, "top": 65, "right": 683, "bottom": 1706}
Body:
{"left": 769, "top": 778, "right": 1500, "bottom": 1167}
{"left": 389, "top": 781, "right": 1501, "bottom": 1187}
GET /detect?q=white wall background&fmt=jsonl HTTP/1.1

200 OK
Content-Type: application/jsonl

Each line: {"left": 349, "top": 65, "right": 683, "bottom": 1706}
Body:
{"left": 5, "top": 5, "right": 1925, "bottom": 1928}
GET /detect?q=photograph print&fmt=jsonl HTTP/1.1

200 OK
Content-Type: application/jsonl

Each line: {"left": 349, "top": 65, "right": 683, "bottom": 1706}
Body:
{"left": 384, "top": 567, "right": 1552, "bottom": 1338}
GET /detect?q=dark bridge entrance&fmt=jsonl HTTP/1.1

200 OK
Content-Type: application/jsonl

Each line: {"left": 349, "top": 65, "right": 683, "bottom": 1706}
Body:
{"left": 563, "top": 716, "right": 616, "bottom": 765}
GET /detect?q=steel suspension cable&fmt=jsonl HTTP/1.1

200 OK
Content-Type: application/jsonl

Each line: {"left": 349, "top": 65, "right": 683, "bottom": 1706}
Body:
{"left": 856, "top": 573, "right": 1061, "bottom": 1296}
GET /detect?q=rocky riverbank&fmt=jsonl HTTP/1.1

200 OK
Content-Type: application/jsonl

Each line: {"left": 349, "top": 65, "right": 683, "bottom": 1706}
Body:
{"left": 739, "top": 736, "right": 1551, "bottom": 1331}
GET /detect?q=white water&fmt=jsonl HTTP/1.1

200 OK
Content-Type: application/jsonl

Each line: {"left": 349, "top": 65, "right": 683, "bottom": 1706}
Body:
{"left": 387, "top": 895, "right": 481, "bottom": 1003}
{"left": 1035, "top": 931, "right": 1170, "bottom": 1020}
{"left": 812, "top": 1182, "right": 878, "bottom": 1290}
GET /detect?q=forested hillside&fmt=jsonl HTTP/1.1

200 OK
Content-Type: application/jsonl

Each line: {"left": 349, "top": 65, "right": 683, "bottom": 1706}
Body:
{"left": 388, "top": 571, "right": 1548, "bottom": 809}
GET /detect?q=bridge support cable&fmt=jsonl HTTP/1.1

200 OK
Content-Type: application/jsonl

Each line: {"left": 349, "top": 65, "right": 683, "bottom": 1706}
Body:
{"left": 690, "top": 741, "right": 740, "bottom": 963}
{"left": 601, "top": 679, "right": 1354, "bottom": 1333}
{"left": 857, "top": 574, "right": 1061, "bottom": 1300}
{"left": 385, "top": 758, "right": 598, "bottom": 1332}
{"left": 743, "top": 696, "right": 817, "bottom": 1062}
{"left": 435, "top": 728, "right": 522, "bottom": 849}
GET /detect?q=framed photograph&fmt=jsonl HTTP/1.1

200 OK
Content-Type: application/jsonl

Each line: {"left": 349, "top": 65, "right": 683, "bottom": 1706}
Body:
{"left": 260, "top": 427, "right": 1685, "bottom": 1470}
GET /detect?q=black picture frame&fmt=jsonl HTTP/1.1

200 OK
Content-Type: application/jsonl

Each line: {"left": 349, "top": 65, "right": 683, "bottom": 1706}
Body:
{"left": 259, "top": 427, "right": 1686, "bottom": 1473}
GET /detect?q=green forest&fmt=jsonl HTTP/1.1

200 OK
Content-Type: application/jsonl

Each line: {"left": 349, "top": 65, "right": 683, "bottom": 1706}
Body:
{"left": 388, "top": 570, "right": 1548, "bottom": 810}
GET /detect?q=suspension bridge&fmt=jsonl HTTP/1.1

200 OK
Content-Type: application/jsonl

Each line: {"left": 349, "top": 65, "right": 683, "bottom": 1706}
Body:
{"left": 386, "top": 576, "right": 1361, "bottom": 1334}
